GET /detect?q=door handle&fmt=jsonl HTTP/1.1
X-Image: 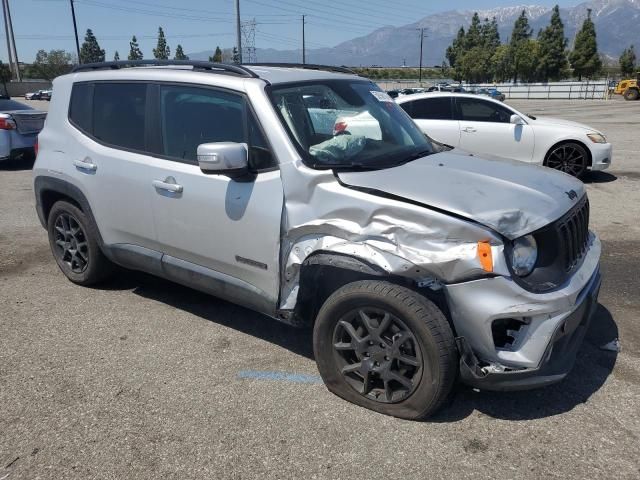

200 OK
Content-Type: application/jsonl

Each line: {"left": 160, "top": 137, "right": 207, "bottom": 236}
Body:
{"left": 462, "top": 127, "right": 477, "bottom": 133}
{"left": 153, "top": 177, "right": 183, "bottom": 194}
{"left": 73, "top": 159, "right": 97, "bottom": 172}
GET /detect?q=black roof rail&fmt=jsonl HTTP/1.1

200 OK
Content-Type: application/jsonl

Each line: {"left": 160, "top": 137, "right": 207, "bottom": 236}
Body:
{"left": 71, "top": 60, "right": 259, "bottom": 78}
{"left": 244, "top": 63, "right": 357, "bottom": 75}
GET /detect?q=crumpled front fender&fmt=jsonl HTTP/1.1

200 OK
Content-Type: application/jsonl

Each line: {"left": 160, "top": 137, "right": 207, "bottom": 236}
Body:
{"left": 278, "top": 161, "right": 508, "bottom": 310}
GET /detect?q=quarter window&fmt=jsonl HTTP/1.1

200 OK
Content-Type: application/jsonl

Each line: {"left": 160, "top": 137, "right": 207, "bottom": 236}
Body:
{"left": 403, "top": 97, "right": 453, "bottom": 120}
{"left": 69, "top": 83, "right": 92, "bottom": 133}
{"left": 92, "top": 83, "right": 147, "bottom": 150}
{"left": 456, "top": 97, "right": 512, "bottom": 123}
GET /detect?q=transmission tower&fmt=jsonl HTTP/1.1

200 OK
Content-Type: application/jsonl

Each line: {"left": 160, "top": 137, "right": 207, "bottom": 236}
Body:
{"left": 241, "top": 19, "right": 257, "bottom": 63}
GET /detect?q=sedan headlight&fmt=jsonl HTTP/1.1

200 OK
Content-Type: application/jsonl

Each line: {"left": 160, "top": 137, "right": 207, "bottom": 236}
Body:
{"left": 511, "top": 235, "right": 538, "bottom": 277}
{"left": 587, "top": 133, "right": 607, "bottom": 144}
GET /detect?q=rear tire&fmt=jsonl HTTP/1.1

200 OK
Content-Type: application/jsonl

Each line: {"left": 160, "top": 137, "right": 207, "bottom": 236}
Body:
{"left": 624, "top": 88, "right": 639, "bottom": 101}
{"left": 313, "top": 280, "right": 457, "bottom": 420}
{"left": 47, "top": 200, "right": 114, "bottom": 285}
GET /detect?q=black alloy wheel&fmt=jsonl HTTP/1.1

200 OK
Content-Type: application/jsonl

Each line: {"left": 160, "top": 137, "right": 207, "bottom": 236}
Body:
{"left": 53, "top": 212, "right": 89, "bottom": 273}
{"left": 546, "top": 143, "right": 588, "bottom": 177}
{"left": 333, "top": 307, "right": 422, "bottom": 403}
{"left": 313, "top": 281, "right": 457, "bottom": 420}
{"left": 47, "top": 200, "right": 115, "bottom": 285}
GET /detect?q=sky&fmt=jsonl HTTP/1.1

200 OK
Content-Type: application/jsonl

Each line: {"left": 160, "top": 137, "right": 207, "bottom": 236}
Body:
{"left": 3, "top": 0, "right": 579, "bottom": 63}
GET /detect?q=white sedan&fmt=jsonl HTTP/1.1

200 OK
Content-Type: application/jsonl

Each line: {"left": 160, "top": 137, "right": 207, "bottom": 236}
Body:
{"left": 396, "top": 92, "right": 612, "bottom": 177}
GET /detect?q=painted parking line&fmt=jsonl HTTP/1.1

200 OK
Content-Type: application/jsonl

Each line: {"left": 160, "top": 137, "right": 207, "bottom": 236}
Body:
{"left": 237, "top": 370, "right": 323, "bottom": 384}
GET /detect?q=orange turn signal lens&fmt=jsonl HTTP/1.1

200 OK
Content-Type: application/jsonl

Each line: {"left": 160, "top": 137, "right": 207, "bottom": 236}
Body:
{"left": 477, "top": 241, "right": 493, "bottom": 273}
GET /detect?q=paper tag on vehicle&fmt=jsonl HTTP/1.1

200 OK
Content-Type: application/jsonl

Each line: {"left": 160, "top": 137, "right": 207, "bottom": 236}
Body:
{"left": 370, "top": 90, "right": 393, "bottom": 102}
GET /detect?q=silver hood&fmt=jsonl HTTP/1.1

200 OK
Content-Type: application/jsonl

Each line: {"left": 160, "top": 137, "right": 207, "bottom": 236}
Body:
{"left": 337, "top": 150, "right": 585, "bottom": 239}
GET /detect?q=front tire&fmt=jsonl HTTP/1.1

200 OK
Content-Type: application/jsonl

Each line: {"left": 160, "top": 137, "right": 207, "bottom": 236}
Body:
{"left": 545, "top": 142, "right": 589, "bottom": 178}
{"left": 47, "top": 200, "right": 114, "bottom": 285}
{"left": 313, "top": 280, "right": 457, "bottom": 420}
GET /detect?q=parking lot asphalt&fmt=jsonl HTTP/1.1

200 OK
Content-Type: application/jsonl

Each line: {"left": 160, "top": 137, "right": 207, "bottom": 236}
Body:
{"left": 1, "top": 99, "right": 639, "bottom": 479}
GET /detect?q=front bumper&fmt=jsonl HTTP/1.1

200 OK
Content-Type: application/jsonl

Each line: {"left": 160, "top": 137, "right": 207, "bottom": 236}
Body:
{"left": 588, "top": 142, "right": 612, "bottom": 171}
{"left": 458, "top": 269, "right": 600, "bottom": 390}
{"left": 444, "top": 234, "right": 601, "bottom": 391}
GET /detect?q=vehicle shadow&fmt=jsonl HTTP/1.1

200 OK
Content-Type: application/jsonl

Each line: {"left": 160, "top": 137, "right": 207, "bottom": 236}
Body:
{"left": 104, "top": 271, "right": 617, "bottom": 422}
{"left": 582, "top": 171, "right": 617, "bottom": 184}
{"left": 0, "top": 157, "right": 35, "bottom": 171}
{"left": 432, "top": 303, "right": 618, "bottom": 422}
{"left": 106, "top": 270, "right": 315, "bottom": 359}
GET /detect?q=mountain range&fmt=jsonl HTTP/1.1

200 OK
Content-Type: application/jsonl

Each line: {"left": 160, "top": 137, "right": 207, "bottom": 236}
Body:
{"left": 189, "top": 0, "right": 640, "bottom": 67}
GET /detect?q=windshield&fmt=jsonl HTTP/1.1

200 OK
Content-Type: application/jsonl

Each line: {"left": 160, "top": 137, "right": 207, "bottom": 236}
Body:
{"left": 269, "top": 80, "right": 433, "bottom": 169}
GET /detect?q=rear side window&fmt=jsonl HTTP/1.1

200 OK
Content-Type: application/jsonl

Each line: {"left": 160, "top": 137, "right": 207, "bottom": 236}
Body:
{"left": 403, "top": 98, "right": 453, "bottom": 120}
{"left": 92, "top": 83, "right": 147, "bottom": 150}
{"left": 455, "top": 97, "right": 511, "bottom": 123}
{"left": 69, "top": 83, "right": 92, "bottom": 132}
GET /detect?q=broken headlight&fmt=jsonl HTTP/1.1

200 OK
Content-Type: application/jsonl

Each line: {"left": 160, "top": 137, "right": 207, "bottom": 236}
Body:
{"left": 511, "top": 235, "right": 538, "bottom": 277}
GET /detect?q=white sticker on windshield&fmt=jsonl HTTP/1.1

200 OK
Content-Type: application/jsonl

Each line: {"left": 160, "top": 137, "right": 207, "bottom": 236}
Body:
{"left": 370, "top": 90, "right": 393, "bottom": 103}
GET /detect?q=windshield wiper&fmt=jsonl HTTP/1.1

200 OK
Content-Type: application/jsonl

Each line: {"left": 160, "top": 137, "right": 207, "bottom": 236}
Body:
{"left": 399, "top": 149, "right": 434, "bottom": 164}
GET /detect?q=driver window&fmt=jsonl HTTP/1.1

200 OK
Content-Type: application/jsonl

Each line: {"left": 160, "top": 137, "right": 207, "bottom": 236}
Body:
{"left": 456, "top": 98, "right": 511, "bottom": 123}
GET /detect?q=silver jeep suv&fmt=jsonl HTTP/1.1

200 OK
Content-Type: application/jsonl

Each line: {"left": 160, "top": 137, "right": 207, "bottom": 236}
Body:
{"left": 34, "top": 61, "right": 601, "bottom": 419}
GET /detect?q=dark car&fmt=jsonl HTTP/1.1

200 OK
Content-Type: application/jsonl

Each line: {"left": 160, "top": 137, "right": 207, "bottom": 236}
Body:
{"left": 474, "top": 87, "right": 506, "bottom": 102}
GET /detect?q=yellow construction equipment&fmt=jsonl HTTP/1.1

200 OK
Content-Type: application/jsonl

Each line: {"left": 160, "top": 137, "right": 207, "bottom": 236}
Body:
{"left": 614, "top": 72, "right": 640, "bottom": 100}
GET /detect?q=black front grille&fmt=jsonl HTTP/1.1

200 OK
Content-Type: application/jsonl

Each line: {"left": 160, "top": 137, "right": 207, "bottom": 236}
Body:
{"left": 556, "top": 197, "right": 590, "bottom": 272}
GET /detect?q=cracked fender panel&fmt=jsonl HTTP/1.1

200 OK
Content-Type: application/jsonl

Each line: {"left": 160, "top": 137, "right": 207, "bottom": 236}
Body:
{"left": 277, "top": 159, "right": 509, "bottom": 310}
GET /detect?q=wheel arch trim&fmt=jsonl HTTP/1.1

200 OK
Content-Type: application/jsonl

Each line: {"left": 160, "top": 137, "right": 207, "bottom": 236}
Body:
{"left": 33, "top": 175, "right": 104, "bottom": 246}
{"left": 544, "top": 139, "right": 593, "bottom": 169}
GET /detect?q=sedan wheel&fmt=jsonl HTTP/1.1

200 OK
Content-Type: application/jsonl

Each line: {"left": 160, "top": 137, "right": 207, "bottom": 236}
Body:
{"left": 546, "top": 143, "right": 588, "bottom": 177}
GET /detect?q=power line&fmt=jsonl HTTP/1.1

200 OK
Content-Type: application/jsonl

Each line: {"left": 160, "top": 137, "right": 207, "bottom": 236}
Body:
{"left": 244, "top": 0, "right": 392, "bottom": 32}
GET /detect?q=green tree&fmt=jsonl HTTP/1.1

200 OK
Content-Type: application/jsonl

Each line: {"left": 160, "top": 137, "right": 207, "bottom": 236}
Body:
{"left": 128, "top": 35, "right": 143, "bottom": 60}
{"left": 232, "top": 46, "right": 240, "bottom": 64}
{"left": 569, "top": 9, "right": 602, "bottom": 80}
{"left": 79, "top": 29, "right": 105, "bottom": 64}
{"left": 113, "top": 51, "right": 120, "bottom": 61}
{"left": 465, "top": 13, "right": 482, "bottom": 49}
{"left": 481, "top": 17, "right": 501, "bottom": 51}
{"left": 153, "top": 27, "right": 170, "bottom": 60}
{"left": 619, "top": 45, "right": 636, "bottom": 77}
{"left": 490, "top": 44, "right": 513, "bottom": 82}
{"left": 209, "top": 46, "right": 223, "bottom": 63}
{"left": 446, "top": 27, "right": 466, "bottom": 70}
{"left": 27, "top": 49, "right": 73, "bottom": 80}
{"left": 517, "top": 39, "right": 541, "bottom": 82}
{"left": 509, "top": 10, "right": 533, "bottom": 82}
{"left": 174, "top": 44, "right": 188, "bottom": 60}
{"left": 537, "top": 5, "right": 568, "bottom": 81}
{"left": 457, "top": 46, "right": 493, "bottom": 83}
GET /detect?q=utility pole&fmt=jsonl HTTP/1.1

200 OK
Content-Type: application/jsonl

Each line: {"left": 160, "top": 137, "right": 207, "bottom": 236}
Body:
{"left": 3, "top": 0, "right": 20, "bottom": 80}
{"left": 302, "top": 15, "right": 306, "bottom": 64}
{"left": 418, "top": 28, "right": 426, "bottom": 84}
{"left": 69, "top": 0, "right": 81, "bottom": 63}
{"left": 235, "top": 0, "right": 242, "bottom": 63}
{"left": 2, "top": 0, "right": 14, "bottom": 79}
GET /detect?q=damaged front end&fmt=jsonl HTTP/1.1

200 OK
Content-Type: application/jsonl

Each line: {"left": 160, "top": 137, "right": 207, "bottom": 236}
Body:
{"left": 276, "top": 146, "right": 600, "bottom": 390}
